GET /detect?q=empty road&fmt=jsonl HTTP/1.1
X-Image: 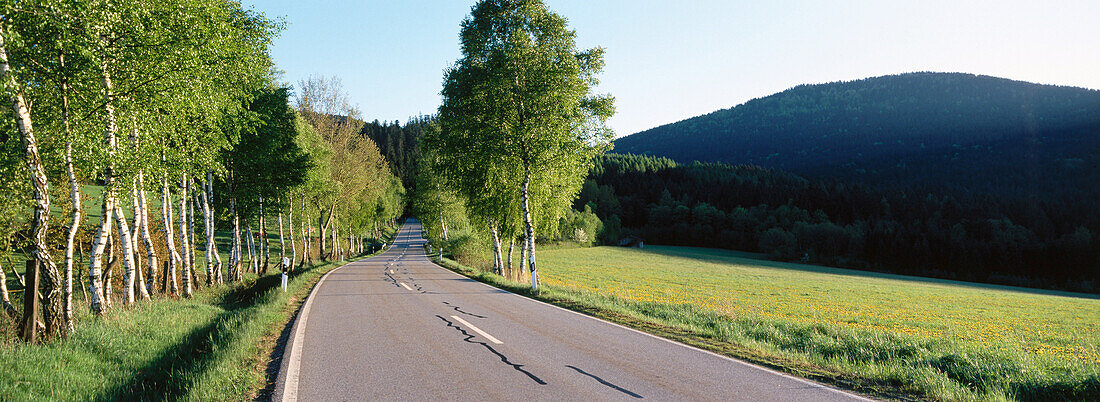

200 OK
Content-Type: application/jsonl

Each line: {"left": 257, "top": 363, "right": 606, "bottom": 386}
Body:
{"left": 275, "top": 219, "right": 866, "bottom": 401}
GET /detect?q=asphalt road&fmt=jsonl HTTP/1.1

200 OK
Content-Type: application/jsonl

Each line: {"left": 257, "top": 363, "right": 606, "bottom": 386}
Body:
{"left": 275, "top": 219, "right": 867, "bottom": 401}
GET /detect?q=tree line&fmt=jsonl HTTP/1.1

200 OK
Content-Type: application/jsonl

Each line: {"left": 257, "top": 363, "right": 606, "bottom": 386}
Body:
{"left": 0, "top": 1, "right": 402, "bottom": 341}
{"left": 577, "top": 154, "right": 1099, "bottom": 292}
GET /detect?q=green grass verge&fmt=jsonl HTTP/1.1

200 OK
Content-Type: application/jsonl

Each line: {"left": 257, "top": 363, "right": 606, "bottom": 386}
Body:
{"left": 431, "top": 246, "right": 1100, "bottom": 401}
{"left": 0, "top": 255, "right": 361, "bottom": 400}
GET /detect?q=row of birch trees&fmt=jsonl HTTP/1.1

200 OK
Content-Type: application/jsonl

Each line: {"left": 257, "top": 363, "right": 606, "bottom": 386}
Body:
{"left": 421, "top": 0, "right": 614, "bottom": 290}
{"left": 0, "top": 1, "right": 403, "bottom": 340}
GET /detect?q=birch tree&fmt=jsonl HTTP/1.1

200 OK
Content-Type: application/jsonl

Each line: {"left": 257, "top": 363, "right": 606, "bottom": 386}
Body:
{"left": 434, "top": 0, "right": 614, "bottom": 289}
{"left": 0, "top": 23, "right": 62, "bottom": 332}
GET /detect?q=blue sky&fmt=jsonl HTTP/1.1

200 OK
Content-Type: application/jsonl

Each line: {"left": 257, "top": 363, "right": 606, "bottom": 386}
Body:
{"left": 242, "top": 0, "right": 1100, "bottom": 137}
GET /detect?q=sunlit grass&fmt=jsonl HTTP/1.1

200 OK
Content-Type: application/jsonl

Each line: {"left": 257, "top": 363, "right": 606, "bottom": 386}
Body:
{"left": 539, "top": 246, "right": 1100, "bottom": 367}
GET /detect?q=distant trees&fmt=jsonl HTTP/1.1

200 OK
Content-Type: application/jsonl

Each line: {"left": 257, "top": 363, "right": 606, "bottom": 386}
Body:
{"left": 295, "top": 76, "right": 401, "bottom": 262}
{"left": 361, "top": 116, "right": 433, "bottom": 190}
{"left": 428, "top": 0, "right": 614, "bottom": 290}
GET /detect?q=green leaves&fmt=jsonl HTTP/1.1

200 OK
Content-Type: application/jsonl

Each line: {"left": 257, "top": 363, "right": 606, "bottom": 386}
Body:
{"left": 431, "top": 0, "right": 614, "bottom": 239}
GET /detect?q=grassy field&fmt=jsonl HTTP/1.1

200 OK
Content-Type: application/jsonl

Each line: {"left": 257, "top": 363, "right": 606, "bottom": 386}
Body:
{"left": 437, "top": 245, "right": 1099, "bottom": 401}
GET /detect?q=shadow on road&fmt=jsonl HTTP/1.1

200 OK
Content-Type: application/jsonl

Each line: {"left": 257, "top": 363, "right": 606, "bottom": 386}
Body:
{"left": 566, "top": 364, "right": 643, "bottom": 399}
{"left": 435, "top": 315, "right": 546, "bottom": 385}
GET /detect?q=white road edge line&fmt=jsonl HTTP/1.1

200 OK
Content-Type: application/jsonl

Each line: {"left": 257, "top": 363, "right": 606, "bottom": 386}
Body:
{"left": 276, "top": 264, "right": 345, "bottom": 402}
{"left": 400, "top": 282, "right": 413, "bottom": 291}
{"left": 275, "top": 230, "right": 400, "bottom": 402}
{"left": 431, "top": 256, "right": 872, "bottom": 401}
{"left": 451, "top": 315, "right": 503, "bottom": 344}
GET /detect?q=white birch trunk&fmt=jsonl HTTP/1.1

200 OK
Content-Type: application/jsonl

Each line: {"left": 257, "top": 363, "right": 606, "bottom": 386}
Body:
{"left": 260, "top": 198, "right": 269, "bottom": 272}
{"left": 318, "top": 212, "right": 327, "bottom": 260}
{"left": 507, "top": 238, "right": 514, "bottom": 279}
{"left": 440, "top": 210, "right": 448, "bottom": 241}
{"left": 179, "top": 176, "right": 193, "bottom": 297}
{"left": 62, "top": 68, "right": 79, "bottom": 331}
{"left": 0, "top": 259, "right": 17, "bottom": 318}
{"left": 230, "top": 197, "right": 241, "bottom": 280}
{"left": 137, "top": 173, "right": 157, "bottom": 296}
{"left": 1, "top": 28, "right": 62, "bottom": 331}
{"left": 288, "top": 197, "right": 297, "bottom": 266}
{"left": 86, "top": 35, "right": 122, "bottom": 314}
{"left": 128, "top": 184, "right": 148, "bottom": 300}
{"left": 189, "top": 190, "right": 199, "bottom": 287}
{"left": 128, "top": 170, "right": 148, "bottom": 300}
{"left": 246, "top": 224, "right": 256, "bottom": 274}
{"left": 160, "top": 175, "right": 181, "bottom": 296}
{"left": 521, "top": 166, "right": 538, "bottom": 290}
{"left": 202, "top": 173, "right": 220, "bottom": 283}
{"left": 301, "top": 200, "right": 310, "bottom": 265}
{"left": 330, "top": 222, "right": 337, "bottom": 260}
{"left": 104, "top": 234, "right": 115, "bottom": 307}
{"left": 489, "top": 223, "right": 503, "bottom": 275}
{"left": 278, "top": 212, "right": 286, "bottom": 261}
{"left": 520, "top": 235, "right": 529, "bottom": 279}
{"left": 113, "top": 205, "right": 138, "bottom": 305}
{"left": 87, "top": 204, "right": 113, "bottom": 314}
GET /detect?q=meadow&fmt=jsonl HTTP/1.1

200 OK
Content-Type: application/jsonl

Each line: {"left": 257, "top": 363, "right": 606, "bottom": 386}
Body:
{"left": 520, "top": 246, "right": 1100, "bottom": 400}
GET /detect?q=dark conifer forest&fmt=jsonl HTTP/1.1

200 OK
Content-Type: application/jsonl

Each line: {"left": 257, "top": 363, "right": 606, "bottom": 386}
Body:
{"left": 578, "top": 154, "right": 1099, "bottom": 292}
{"left": 360, "top": 116, "right": 433, "bottom": 190}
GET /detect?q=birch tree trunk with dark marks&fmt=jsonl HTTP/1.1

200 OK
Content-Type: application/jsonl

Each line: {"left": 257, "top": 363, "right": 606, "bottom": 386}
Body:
{"left": 246, "top": 224, "right": 256, "bottom": 274}
{"left": 179, "top": 176, "right": 193, "bottom": 297}
{"left": 521, "top": 165, "right": 538, "bottom": 290}
{"left": 507, "top": 239, "right": 514, "bottom": 279}
{"left": 318, "top": 214, "right": 327, "bottom": 261}
{"left": 113, "top": 205, "right": 139, "bottom": 305}
{"left": 0, "top": 260, "right": 18, "bottom": 318}
{"left": 127, "top": 184, "right": 149, "bottom": 300}
{"left": 61, "top": 59, "right": 79, "bottom": 331}
{"left": 288, "top": 197, "right": 297, "bottom": 266}
{"left": 1, "top": 27, "right": 62, "bottom": 333}
{"left": 278, "top": 211, "right": 286, "bottom": 262}
{"left": 302, "top": 199, "right": 311, "bottom": 265}
{"left": 126, "top": 134, "right": 150, "bottom": 299}
{"left": 104, "top": 234, "right": 116, "bottom": 307}
{"left": 203, "top": 173, "right": 221, "bottom": 283}
{"left": 441, "top": 211, "right": 448, "bottom": 241}
{"left": 86, "top": 37, "right": 122, "bottom": 315}
{"left": 160, "top": 175, "right": 181, "bottom": 295}
{"left": 188, "top": 191, "right": 198, "bottom": 287}
{"left": 520, "top": 235, "right": 529, "bottom": 281}
{"left": 489, "top": 223, "right": 503, "bottom": 275}
{"left": 136, "top": 176, "right": 157, "bottom": 295}
{"left": 230, "top": 195, "right": 241, "bottom": 280}
{"left": 260, "top": 198, "right": 269, "bottom": 272}
{"left": 88, "top": 203, "right": 114, "bottom": 314}
{"left": 198, "top": 176, "right": 214, "bottom": 285}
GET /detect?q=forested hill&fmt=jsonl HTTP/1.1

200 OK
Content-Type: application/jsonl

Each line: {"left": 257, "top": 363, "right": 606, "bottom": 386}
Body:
{"left": 614, "top": 72, "right": 1100, "bottom": 195}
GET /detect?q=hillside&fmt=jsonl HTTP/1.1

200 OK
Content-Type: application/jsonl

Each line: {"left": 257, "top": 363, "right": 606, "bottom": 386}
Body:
{"left": 614, "top": 72, "right": 1100, "bottom": 196}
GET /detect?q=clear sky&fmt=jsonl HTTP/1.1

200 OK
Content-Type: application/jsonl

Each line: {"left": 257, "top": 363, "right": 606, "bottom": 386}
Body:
{"left": 241, "top": 0, "right": 1100, "bottom": 137}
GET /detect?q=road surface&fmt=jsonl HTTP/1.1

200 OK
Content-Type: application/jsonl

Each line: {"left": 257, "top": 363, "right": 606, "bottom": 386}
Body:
{"left": 275, "top": 219, "right": 867, "bottom": 401}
